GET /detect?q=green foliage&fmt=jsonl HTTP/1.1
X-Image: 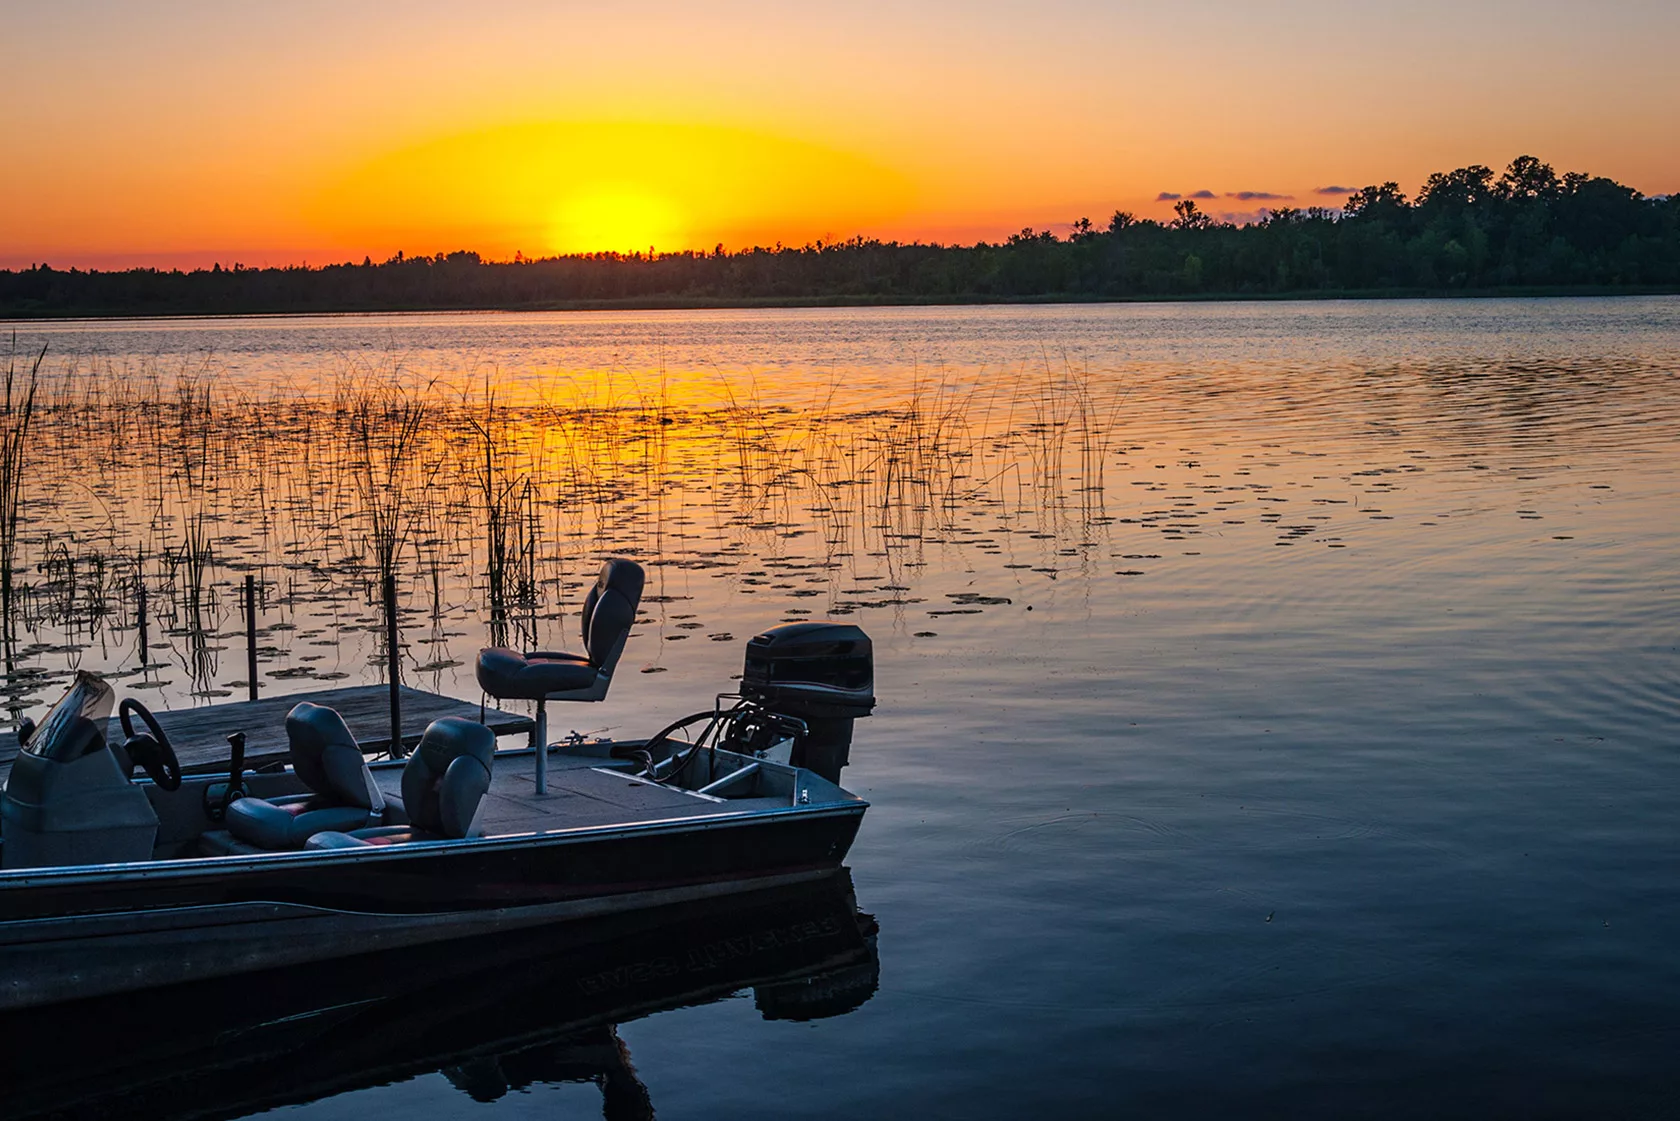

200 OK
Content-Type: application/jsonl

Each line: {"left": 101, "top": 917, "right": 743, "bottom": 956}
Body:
{"left": 3, "top": 156, "right": 1677, "bottom": 315}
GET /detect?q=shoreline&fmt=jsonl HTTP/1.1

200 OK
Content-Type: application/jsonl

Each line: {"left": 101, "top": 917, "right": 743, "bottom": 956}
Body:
{"left": 4, "top": 284, "right": 1678, "bottom": 323}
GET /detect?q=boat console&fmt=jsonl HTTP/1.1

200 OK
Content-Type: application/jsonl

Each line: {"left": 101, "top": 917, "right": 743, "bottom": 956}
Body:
{"left": 0, "top": 673, "right": 162, "bottom": 869}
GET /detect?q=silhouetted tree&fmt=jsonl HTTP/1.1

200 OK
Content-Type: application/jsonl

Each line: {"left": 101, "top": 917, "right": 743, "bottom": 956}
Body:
{"left": 1343, "top": 183, "right": 1410, "bottom": 228}
{"left": 1497, "top": 155, "right": 1561, "bottom": 201}
{"left": 1419, "top": 165, "right": 1498, "bottom": 213}
{"left": 3, "top": 155, "right": 1675, "bottom": 316}
{"left": 1170, "top": 200, "right": 1215, "bottom": 231}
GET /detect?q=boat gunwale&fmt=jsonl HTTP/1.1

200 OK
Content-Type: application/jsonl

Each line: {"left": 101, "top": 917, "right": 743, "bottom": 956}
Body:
{"left": 0, "top": 797, "right": 867, "bottom": 889}
{"left": 0, "top": 867, "right": 845, "bottom": 937}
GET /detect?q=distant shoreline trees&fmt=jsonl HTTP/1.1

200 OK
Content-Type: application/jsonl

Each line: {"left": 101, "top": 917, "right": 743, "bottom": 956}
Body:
{"left": 3, "top": 156, "right": 1677, "bottom": 317}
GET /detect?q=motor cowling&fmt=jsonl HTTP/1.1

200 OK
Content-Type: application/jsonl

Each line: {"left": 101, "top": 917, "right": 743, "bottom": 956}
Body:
{"left": 740, "top": 622, "right": 874, "bottom": 784}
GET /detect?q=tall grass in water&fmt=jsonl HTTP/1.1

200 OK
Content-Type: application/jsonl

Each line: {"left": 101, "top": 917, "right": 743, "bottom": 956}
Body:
{"left": 465, "top": 384, "right": 540, "bottom": 649}
{"left": 343, "top": 374, "right": 437, "bottom": 682}
{"left": 1024, "top": 358, "right": 1120, "bottom": 532}
{"left": 0, "top": 349, "right": 1125, "bottom": 719}
{"left": 0, "top": 338, "right": 43, "bottom": 655}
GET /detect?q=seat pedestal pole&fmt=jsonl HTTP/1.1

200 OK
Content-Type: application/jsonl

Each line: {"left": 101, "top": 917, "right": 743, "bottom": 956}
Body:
{"left": 534, "top": 700, "right": 549, "bottom": 794}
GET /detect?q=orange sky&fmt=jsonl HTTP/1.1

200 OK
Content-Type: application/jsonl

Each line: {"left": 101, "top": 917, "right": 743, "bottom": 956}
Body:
{"left": 3, "top": 0, "right": 1677, "bottom": 269}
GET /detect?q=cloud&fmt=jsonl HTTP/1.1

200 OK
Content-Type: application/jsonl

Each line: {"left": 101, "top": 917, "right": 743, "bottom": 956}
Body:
{"left": 1314, "top": 185, "right": 1356, "bottom": 196}
{"left": 1220, "top": 209, "right": 1273, "bottom": 226}
{"left": 1226, "top": 190, "right": 1291, "bottom": 201}
{"left": 1189, "top": 189, "right": 1216, "bottom": 199}
{"left": 1155, "top": 191, "right": 1182, "bottom": 201}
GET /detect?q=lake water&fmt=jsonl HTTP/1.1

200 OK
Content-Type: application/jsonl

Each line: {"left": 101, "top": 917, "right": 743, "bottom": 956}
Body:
{"left": 4, "top": 298, "right": 1679, "bottom": 1117}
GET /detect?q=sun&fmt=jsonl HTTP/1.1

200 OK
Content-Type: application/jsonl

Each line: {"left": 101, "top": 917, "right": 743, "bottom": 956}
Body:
{"left": 550, "top": 185, "right": 687, "bottom": 255}
{"left": 308, "top": 121, "right": 913, "bottom": 258}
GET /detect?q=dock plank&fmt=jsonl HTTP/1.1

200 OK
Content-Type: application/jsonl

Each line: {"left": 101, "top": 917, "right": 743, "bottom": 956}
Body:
{"left": 0, "top": 685, "right": 533, "bottom": 779}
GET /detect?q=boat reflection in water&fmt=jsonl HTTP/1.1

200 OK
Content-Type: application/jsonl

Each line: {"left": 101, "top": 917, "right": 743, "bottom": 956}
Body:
{"left": 1, "top": 868, "right": 878, "bottom": 1121}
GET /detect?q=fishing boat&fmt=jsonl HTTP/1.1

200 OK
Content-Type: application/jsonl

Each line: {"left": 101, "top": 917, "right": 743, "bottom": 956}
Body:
{"left": 0, "top": 559, "right": 876, "bottom": 1011}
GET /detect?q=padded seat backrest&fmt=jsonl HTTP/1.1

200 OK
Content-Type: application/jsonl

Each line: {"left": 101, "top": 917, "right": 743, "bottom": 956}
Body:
{"left": 402, "top": 718, "right": 495, "bottom": 839}
{"left": 285, "top": 702, "right": 384, "bottom": 813}
{"left": 581, "top": 559, "right": 645, "bottom": 676}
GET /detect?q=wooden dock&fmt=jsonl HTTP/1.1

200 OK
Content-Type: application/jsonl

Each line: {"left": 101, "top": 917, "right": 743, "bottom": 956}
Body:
{"left": 0, "top": 685, "right": 534, "bottom": 781}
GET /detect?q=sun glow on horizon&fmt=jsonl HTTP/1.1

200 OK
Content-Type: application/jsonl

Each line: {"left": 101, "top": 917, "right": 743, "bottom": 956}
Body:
{"left": 306, "top": 121, "right": 913, "bottom": 258}
{"left": 551, "top": 184, "right": 688, "bottom": 255}
{"left": 5, "top": 1, "right": 1678, "bottom": 268}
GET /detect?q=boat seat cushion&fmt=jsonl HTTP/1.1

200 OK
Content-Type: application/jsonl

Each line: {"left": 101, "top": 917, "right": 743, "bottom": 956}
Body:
{"left": 305, "top": 718, "right": 494, "bottom": 850}
{"left": 225, "top": 794, "right": 379, "bottom": 850}
{"left": 475, "top": 559, "right": 644, "bottom": 702}
{"left": 402, "top": 717, "right": 495, "bottom": 838}
{"left": 215, "top": 703, "right": 387, "bottom": 852}
{"left": 306, "top": 825, "right": 434, "bottom": 849}
{"left": 285, "top": 703, "right": 385, "bottom": 812}
{"left": 580, "top": 558, "right": 644, "bottom": 672}
{"left": 475, "top": 648, "right": 598, "bottom": 701}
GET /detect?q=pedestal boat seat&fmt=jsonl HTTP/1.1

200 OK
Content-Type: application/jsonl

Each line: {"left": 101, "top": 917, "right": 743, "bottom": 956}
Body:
{"left": 306, "top": 718, "right": 494, "bottom": 849}
{"left": 475, "top": 558, "right": 644, "bottom": 793}
{"left": 209, "top": 703, "right": 386, "bottom": 853}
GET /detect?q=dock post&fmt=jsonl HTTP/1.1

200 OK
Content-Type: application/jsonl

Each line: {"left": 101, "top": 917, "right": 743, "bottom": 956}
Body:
{"left": 534, "top": 699, "right": 548, "bottom": 794}
{"left": 384, "top": 573, "right": 403, "bottom": 756}
{"left": 136, "top": 554, "right": 148, "bottom": 667}
{"left": 244, "top": 575, "right": 258, "bottom": 702}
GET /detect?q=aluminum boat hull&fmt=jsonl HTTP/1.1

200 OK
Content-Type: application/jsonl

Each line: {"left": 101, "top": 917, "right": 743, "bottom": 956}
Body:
{"left": 0, "top": 801, "right": 864, "bottom": 1010}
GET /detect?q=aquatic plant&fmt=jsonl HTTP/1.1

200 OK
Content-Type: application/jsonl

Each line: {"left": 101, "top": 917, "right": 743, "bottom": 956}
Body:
{"left": 0, "top": 346, "right": 1124, "bottom": 719}
{"left": 0, "top": 337, "right": 42, "bottom": 648}
{"left": 465, "top": 382, "right": 540, "bottom": 648}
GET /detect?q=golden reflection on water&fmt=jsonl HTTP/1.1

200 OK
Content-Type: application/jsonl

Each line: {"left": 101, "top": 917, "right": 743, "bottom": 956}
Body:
{"left": 0, "top": 352, "right": 1129, "bottom": 723}
{"left": 2, "top": 301, "right": 1676, "bottom": 736}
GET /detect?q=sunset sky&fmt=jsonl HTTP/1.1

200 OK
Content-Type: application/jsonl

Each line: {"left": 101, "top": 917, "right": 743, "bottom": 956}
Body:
{"left": 3, "top": 0, "right": 1677, "bottom": 269}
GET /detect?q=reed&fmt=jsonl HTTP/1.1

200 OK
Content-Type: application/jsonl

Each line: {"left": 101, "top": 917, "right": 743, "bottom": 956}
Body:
{"left": 465, "top": 382, "right": 540, "bottom": 648}
{"left": 0, "top": 347, "right": 1126, "bottom": 716}
{"left": 342, "top": 371, "right": 439, "bottom": 683}
{"left": 0, "top": 337, "right": 42, "bottom": 650}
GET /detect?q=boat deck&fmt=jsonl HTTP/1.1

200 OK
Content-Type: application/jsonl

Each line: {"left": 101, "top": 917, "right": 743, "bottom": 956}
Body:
{"left": 377, "top": 749, "right": 793, "bottom": 836}
{"left": 2, "top": 683, "right": 851, "bottom": 855}
{"left": 0, "top": 685, "right": 535, "bottom": 784}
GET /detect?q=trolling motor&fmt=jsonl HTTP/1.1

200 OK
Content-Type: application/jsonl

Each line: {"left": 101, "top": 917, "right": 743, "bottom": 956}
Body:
{"left": 635, "top": 622, "right": 875, "bottom": 787}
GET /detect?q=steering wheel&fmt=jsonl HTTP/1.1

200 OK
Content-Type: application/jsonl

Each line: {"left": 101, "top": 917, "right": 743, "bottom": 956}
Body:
{"left": 119, "top": 697, "right": 183, "bottom": 791}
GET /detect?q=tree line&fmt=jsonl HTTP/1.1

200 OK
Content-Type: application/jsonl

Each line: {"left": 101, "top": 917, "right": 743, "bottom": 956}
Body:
{"left": 4, "top": 156, "right": 1676, "bottom": 317}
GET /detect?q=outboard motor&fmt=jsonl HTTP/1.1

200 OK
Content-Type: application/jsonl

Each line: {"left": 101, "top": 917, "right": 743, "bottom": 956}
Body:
{"left": 738, "top": 623, "right": 874, "bottom": 784}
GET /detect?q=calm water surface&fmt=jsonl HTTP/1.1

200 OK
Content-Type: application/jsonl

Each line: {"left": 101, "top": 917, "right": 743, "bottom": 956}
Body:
{"left": 5, "top": 299, "right": 1679, "bottom": 1118}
